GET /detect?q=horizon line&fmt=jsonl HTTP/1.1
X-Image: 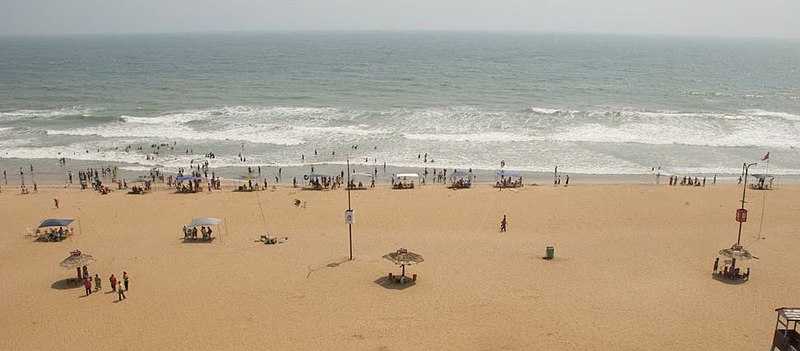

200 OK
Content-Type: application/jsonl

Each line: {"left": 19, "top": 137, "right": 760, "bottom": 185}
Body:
{"left": 1, "top": 29, "right": 798, "bottom": 41}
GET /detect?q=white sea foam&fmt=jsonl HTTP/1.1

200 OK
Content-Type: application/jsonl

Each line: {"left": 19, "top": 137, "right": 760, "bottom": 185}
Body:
{"left": 0, "top": 107, "right": 95, "bottom": 121}
{"left": 403, "top": 132, "right": 539, "bottom": 142}
{"left": 741, "top": 109, "right": 800, "bottom": 121}
{"left": 527, "top": 107, "right": 561, "bottom": 115}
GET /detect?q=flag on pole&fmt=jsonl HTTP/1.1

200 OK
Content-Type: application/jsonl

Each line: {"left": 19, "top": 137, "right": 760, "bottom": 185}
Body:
{"left": 761, "top": 152, "right": 770, "bottom": 161}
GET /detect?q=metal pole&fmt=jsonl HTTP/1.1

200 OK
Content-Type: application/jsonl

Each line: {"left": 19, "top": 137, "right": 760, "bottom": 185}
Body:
{"left": 758, "top": 158, "right": 769, "bottom": 238}
{"left": 347, "top": 158, "right": 353, "bottom": 260}
{"left": 737, "top": 162, "right": 755, "bottom": 245}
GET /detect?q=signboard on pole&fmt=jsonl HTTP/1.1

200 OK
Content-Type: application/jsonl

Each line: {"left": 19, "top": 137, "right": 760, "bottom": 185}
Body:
{"left": 345, "top": 209, "right": 354, "bottom": 224}
{"left": 736, "top": 208, "right": 747, "bottom": 223}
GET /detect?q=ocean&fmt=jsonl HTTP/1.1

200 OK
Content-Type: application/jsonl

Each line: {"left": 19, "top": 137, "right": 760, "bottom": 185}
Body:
{"left": 1, "top": 32, "right": 799, "bottom": 176}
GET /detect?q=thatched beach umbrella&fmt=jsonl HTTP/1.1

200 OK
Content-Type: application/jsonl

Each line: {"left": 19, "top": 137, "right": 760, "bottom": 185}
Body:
{"left": 60, "top": 250, "right": 95, "bottom": 269}
{"left": 383, "top": 248, "right": 424, "bottom": 277}
{"left": 719, "top": 244, "right": 756, "bottom": 261}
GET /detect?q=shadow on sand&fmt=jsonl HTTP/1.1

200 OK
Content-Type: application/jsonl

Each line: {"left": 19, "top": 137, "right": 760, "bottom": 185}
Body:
{"left": 51, "top": 278, "right": 82, "bottom": 290}
{"left": 373, "top": 275, "right": 416, "bottom": 291}
{"left": 181, "top": 237, "right": 216, "bottom": 244}
{"left": 711, "top": 273, "right": 749, "bottom": 285}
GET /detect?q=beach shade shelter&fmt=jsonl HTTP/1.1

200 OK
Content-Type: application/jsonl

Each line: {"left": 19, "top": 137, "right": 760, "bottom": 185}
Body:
{"left": 346, "top": 172, "right": 373, "bottom": 190}
{"left": 304, "top": 174, "right": 332, "bottom": 190}
{"left": 175, "top": 175, "right": 203, "bottom": 193}
{"left": 393, "top": 173, "right": 419, "bottom": 189}
{"left": 383, "top": 248, "right": 424, "bottom": 282}
{"left": 128, "top": 179, "right": 152, "bottom": 194}
{"left": 235, "top": 175, "right": 263, "bottom": 192}
{"left": 60, "top": 250, "right": 95, "bottom": 269}
{"left": 60, "top": 249, "right": 95, "bottom": 281}
{"left": 750, "top": 174, "right": 775, "bottom": 190}
{"left": 36, "top": 218, "right": 75, "bottom": 242}
{"left": 771, "top": 307, "right": 800, "bottom": 351}
{"left": 183, "top": 217, "right": 223, "bottom": 241}
{"left": 495, "top": 170, "right": 524, "bottom": 188}
{"left": 448, "top": 171, "right": 474, "bottom": 189}
{"left": 713, "top": 244, "right": 755, "bottom": 283}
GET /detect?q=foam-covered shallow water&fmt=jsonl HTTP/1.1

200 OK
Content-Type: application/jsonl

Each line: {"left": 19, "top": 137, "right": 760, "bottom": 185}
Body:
{"left": 1, "top": 32, "right": 798, "bottom": 176}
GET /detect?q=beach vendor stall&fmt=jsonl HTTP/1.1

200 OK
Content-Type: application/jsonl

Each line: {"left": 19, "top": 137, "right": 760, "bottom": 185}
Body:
{"left": 182, "top": 217, "right": 223, "bottom": 242}
{"left": 35, "top": 218, "right": 75, "bottom": 242}
{"left": 494, "top": 170, "right": 523, "bottom": 188}
{"left": 304, "top": 174, "right": 334, "bottom": 190}
{"left": 346, "top": 172, "right": 373, "bottom": 190}
{"left": 175, "top": 175, "right": 203, "bottom": 193}
{"left": 448, "top": 170, "right": 474, "bottom": 189}
{"left": 392, "top": 173, "right": 419, "bottom": 190}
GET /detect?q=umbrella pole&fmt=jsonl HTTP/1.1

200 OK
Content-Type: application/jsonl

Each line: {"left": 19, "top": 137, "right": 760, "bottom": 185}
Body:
{"left": 401, "top": 264, "right": 405, "bottom": 277}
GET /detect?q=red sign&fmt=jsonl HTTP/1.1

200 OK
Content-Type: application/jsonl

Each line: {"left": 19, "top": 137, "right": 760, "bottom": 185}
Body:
{"left": 736, "top": 209, "right": 747, "bottom": 223}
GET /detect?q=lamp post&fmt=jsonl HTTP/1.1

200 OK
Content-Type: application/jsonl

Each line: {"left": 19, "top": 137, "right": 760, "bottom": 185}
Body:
{"left": 346, "top": 158, "right": 353, "bottom": 260}
{"left": 736, "top": 162, "right": 757, "bottom": 246}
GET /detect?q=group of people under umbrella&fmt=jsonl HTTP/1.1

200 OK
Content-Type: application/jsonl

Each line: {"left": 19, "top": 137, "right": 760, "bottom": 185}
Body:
{"left": 182, "top": 217, "right": 221, "bottom": 241}
{"left": 59, "top": 249, "right": 129, "bottom": 300}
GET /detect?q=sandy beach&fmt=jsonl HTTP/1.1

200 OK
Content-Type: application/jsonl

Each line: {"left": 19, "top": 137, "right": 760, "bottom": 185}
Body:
{"left": 1, "top": 182, "right": 798, "bottom": 350}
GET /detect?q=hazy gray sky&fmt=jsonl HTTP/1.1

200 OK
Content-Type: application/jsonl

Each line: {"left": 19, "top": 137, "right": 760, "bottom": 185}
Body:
{"left": 1, "top": 0, "right": 798, "bottom": 38}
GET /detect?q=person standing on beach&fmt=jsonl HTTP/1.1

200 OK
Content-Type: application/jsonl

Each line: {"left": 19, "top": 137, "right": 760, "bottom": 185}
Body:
{"left": 110, "top": 274, "right": 117, "bottom": 292}
{"left": 3, "top": 170, "right": 6, "bottom": 185}
{"left": 117, "top": 284, "right": 126, "bottom": 301}
{"left": 54, "top": 199, "right": 59, "bottom": 209}
{"left": 565, "top": 175, "right": 570, "bottom": 187}
{"left": 83, "top": 277, "right": 92, "bottom": 296}
{"left": 94, "top": 274, "right": 101, "bottom": 292}
{"left": 123, "top": 272, "right": 129, "bottom": 291}
{"left": 500, "top": 215, "right": 508, "bottom": 232}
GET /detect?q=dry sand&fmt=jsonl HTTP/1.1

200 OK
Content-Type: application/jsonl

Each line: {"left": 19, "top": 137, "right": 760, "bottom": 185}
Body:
{"left": 1, "top": 183, "right": 798, "bottom": 350}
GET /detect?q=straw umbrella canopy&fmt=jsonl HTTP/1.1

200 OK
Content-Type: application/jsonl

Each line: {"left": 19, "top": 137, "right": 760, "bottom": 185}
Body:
{"left": 383, "top": 248, "right": 424, "bottom": 276}
{"left": 719, "top": 244, "right": 756, "bottom": 260}
{"left": 60, "top": 250, "right": 95, "bottom": 269}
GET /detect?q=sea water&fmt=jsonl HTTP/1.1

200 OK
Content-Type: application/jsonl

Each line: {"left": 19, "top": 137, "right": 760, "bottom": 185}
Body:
{"left": 1, "top": 32, "right": 798, "bottom": 175}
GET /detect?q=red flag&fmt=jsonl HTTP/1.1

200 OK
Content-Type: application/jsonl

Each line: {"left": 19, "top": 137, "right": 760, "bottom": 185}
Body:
{"left": 761, "top": 152, "right": 770, "bottom": 161}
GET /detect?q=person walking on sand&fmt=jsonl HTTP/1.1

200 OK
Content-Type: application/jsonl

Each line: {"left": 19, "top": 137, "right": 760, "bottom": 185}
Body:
{"left": 54, "top": 198, "right": 59, "bottom": 209}
{"left": 123, "top": 272, "right": 129, "bottom": 291}
{"left": 94, "top": 274, "right": 101, "bottom": 292}
{"left": 500, "top": 215, "right": 508, "bottom": 232}
{"left": 110, "top": 274, "right": 117, "bottom": 292}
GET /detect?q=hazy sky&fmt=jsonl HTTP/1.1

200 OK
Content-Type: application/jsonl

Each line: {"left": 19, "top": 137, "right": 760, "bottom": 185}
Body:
{"left": 1, "top": 0, "right": 799, "bottom": 38}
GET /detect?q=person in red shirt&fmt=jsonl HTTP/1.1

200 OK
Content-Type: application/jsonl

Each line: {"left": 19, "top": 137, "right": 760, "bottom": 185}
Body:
{"left": 83, "top": 277, "right": 92, "bottom": 296}
{"left": 109, "top": 274, "right": 117, "bottom": 292}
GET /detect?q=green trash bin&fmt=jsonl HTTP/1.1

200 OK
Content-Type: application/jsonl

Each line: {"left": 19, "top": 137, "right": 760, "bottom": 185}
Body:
{"left": 545, "top": 246, "right": 555, "bottom": 260}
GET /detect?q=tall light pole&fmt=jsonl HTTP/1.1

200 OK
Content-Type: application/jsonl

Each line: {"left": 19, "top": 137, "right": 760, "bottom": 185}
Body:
{"left": 346, "top": 157, "right": 353, "bottom": 260}
{"left": 737, "top": 162, "right": 757, "bottom": 246}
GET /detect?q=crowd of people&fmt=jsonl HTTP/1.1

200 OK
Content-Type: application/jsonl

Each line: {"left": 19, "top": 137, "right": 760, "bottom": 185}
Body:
{"left": 74, "top": 258, "right": 130, "bottom": 301}
{"left": 669, "top": 175, "right": 708, "bottom": 187}
{"left": 182, "top": 226, "right": 214, "bottom": 240}
{"left": 35, "top": 227, "right": 73, "bottom": 242}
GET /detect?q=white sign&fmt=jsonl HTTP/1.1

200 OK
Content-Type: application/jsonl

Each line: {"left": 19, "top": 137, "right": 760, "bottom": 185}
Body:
{"left": 345, "top": 209, "right": 354, "bottom": 224}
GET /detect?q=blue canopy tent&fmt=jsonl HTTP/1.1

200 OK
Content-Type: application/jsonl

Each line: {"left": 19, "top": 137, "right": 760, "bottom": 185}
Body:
{"left": 36, "top": 218, "right": 77, "bottom": 242}
{"left": 39, "top": 219, "right": 75, "bottom": 228}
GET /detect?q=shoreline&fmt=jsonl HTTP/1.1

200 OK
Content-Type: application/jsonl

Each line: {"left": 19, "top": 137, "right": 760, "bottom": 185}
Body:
{"left": 2, "top": 156, "right": 796, "bottom": 188}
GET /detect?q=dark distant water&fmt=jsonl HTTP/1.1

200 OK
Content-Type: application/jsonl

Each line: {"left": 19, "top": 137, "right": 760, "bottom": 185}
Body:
{"left": 1, "top": 32, "right": 799, "bottom": 174}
